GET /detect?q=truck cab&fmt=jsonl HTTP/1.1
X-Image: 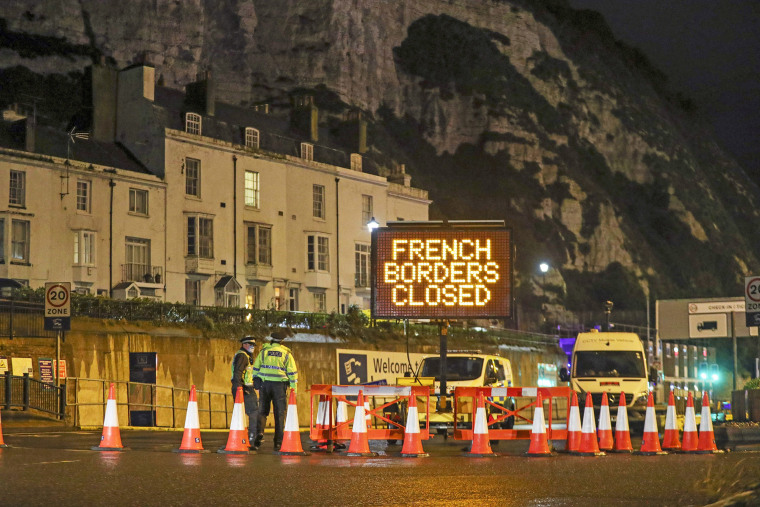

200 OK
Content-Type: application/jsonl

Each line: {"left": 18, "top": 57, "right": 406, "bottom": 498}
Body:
{"left": 559, "top": 331, "right": 656, "bottom": 425}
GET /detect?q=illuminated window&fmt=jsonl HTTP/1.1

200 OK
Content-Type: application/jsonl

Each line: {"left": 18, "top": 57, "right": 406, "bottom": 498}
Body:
{"left": 301, "top": 142, "right": 313, "bottom": 161}
{"left": 129, "top": 188, "right": 149, "bottom": 215}
{"left": 244, "top": 171, "right": 259, "bottom": 208}
{"left": 76, "top": 180, "right": 91, "bottom": 212}
{"left": 185, "top": 158, "right": 200, "bottom": 197}
{"left": 185, "top": 112, "right": 201, "bottom": 135}
{"left": 312, "top": 184, "right": 325, "bottom": 219}
{"left": 11, "top": 219, "right": 30, "bottom": 262}
{"left": 246, "top": 285, "right": 260, "bottom": 310}
{"left": 73, "top": 231, "right": 95, "bottom": 265}
{"left": 246, "top": 223, "right": 271, "bottom": 265}
{"left": 361, "top": 195, "right": 373, "bottom": 225}
{"left": 245, "top": 127, "right": 260, "bottom": 149}
{"left": 307, "top": 234, "right": 329, "bottom": 272}
{"left": 9, "top": 170, "right": 25, "bottom": 207}
{"left": 355, "top": 243, "right": 370, "bottom": 287}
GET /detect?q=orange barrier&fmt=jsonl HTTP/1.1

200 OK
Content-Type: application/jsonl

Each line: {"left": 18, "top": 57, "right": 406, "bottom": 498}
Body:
{"left": 453, "top": 386, "right": 572, "bottom": 442}
{"left": 309, "top": 385, "right": 431, "bottom": 446}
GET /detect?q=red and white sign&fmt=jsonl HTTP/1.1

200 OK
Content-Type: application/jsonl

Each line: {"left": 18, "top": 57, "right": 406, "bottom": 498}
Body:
{"left": 745, "top": 276, "right": 760, "bottom": 327}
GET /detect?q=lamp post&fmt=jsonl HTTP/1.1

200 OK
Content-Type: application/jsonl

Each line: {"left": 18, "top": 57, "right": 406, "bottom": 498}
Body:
{"left": 539, "top": 262, "right": 549, "bottom": 296}
{"left": 604, "top": 300, "right": 614, "bottom": 331}
{"left": 366, "top": 217, "right": 379, "bottom": 232}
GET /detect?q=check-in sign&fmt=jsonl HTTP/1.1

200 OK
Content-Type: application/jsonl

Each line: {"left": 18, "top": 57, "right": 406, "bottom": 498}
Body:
{"left": 745, "top": 276, "right": 760, "bottom": 327}
{"left": 44, "top": 282, "right": 71, "bottom": 331}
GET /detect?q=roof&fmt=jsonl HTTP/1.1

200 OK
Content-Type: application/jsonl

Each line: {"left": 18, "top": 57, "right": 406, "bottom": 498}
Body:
{"left": 214, "top": 275, "right": 242, "bottom": 291}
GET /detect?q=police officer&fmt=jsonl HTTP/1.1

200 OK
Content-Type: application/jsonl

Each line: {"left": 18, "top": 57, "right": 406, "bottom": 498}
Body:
{"left": 231, "top": 336, "right": 263, "bottom": 450}
{"left": 252, "top": 329, "right": 298, "bottom": 451}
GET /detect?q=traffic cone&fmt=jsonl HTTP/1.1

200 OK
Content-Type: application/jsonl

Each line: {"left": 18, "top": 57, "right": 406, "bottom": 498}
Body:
{"left": 564, "top": 391, "right": 582, "bottom": 452}
{"left": 364, "top": 399, "right": 372, "bottom": 427}
{"left": 400, "top": 395, "right": 428, "bottom": 457}
{"left": 278, "top": 389, "right": 310, "bottom": 456}
{"left": 335, "top": 398, "right": 352, "bottom": 442}
{"left": 680, "top": 391, "right": 699, "bottom": 452}
{"left": 91, "top": 383, "right": 125, "bottom": 451}
{"left": 611, "top": 391, "right": 633, "bottom": 453}
{"left": 175, "top": 385, "right": 206, "bottom": 453}
{"left": 696, "top": 391, "right": 723, "bottom": 453}
{"left": 597, "top": 392, "right": 613, "bottom": 451}
{"left": 465, "top": 392, "right": 495, "bottom": 457}
{"left": 0, "top": 408, "right": 8, "bottom": 448}
{"left": 635, "top": 392, "right": 666, "bottom": 455}
{"left": 346, "top": 390, "right": 377, "bottom": 457}
{"left": 662, "top": 391, "right": 681, "bottom": 451}
{"left": 311, "top": 395, "right": 329, "bottom": 451}
{"left": 525, "top": 391, "right": 553, "bottom": 457}
{"left": 572, "top": 392, "right": 604, "bottom": 456}
{"left": 217, "top": 387, "right": 250, "bottom": 454}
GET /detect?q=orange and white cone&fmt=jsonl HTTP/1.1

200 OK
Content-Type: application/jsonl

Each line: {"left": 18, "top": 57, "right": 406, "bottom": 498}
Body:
{"left": 525, "top": 391, "right": 553, "bottom": 457}
{"left": 335, "top": 398, "right": 352, "bottom": 442}
{"left": 696, "top": 391, "right": 722, "bottom": 453}
{"left": 92, "top": 383, "right": 125, "bottom": 451}
{"left": 217, "top": 387, "right": 250, "bottom": 454}
{"left": 564, "top": 391, "right": 582, "bottom": 452}
{"left": 311, "top": 395, "right": 329, "bottom": 451}
{"left": 364, "top": 399, "right": 372, "bottom": 427}
{"left": 611, "top": 391, "right": 633, "bottom": 453}
{"left": 662, "top": 391, "right": 681, "bottom": 451}
{"left": 680, "top": 391, "right": 699, "bottom": 452}
{"left": 635, "top": 392, "right": 666, "bottom": 455}
{"left": 0, "top": 407, "right": 8, "bottom": 448}
{"left": 597, "top": 392, "right": 614, "bottom": 451}
{"left": 465, "top": 392, "right": 495, "bottom": 457}
{"left": 572, "top": 392, "right": 604, "bottom": 456}
{"left": 278, "top": 389, "right": 310, "bottom": 455}
{"left": 400, "top": 395, "right": 428, "bottom": 457}
{"left": 346, "top": 390, "right": 377, "bottom": 457}
{"left": 175, "top": 385, "right": 206, "bottom": 453}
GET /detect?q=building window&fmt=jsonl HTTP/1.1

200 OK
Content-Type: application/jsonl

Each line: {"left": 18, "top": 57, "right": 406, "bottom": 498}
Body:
{"left": 129, "top": 188, "right": 149, "bottom": 215}
{"left": 9, "top": 170, "right": 25, "bottom": 207}
{"left": 246, "top": 223, "right": 271, "bottom": 265}
{"left": 76, "top": 180, "right": 91, "bottom": 212}
{"left": 11, "top": 219, "right": 30, "bottom": 263}
{"left": 244, "top": 170, "right": 260, "bottom": 208}
{"left": 355, "top": 243, "right": 371, "bottom": 287}
{"left": 185, "top": 158, "right": 200, "bottom": 197}
{"left": 73, "top": 231, "right": 95, "bottom": 265}
{"left": 125, "top": 237, "right": 151, "bottom": 282}
{"left": 307, "top": 234, "right": 329, "bottom": 272}
{"left": 187, "top": 216, "right": 214, "bottom": 258}
{"left": 350, "top": 153, "right": 362, "bottom": 172}
{"left": 185, "top": 279, "right": 201, "bottom": 306}
{"left": 313, "top": 292, "right": 326, "bottom": 313}
{"left": 361, "top": 195, "right": 373, "bottom": 225}
{"left": 185, "top": 112, "right": 202, "bottom": 135}
{"left": 287, "top": 287, "right": 298, "bottom": 311}
{"left": 0, "top": 218, "right": 4, "bottom": 262}
{"left": 245, "top": 127, "right": 260, "bottom": 149}
{"left": 301, "top": 142, "right": 313, "bottom": 161}
{"left": 246, "top": 285, "right": 260, "bottom": 310}
{"left": 313, "top": 184, "right": 325, "bottom": 219}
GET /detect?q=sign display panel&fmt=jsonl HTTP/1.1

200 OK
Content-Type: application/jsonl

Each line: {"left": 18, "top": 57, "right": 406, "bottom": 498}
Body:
{"left": 372, "top": 224, "right": 511, "bottom": 319}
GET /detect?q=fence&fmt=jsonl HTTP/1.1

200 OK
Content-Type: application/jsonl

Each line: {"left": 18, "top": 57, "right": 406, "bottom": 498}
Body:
{"left": 67, "top": 378, "right": 234, "bottom": 429}
{"left": 0, "top": 299, "right": 54, "bottom": 338}
{"left": 1, "top": 372, "right": 66, "bottom": 419}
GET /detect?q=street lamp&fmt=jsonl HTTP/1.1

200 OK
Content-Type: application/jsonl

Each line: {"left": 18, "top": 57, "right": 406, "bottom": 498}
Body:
{"left": 539, "top": 262, "right": 549, "bottom": 295}
{"left": 604, "top": 300, "right": 614, "bottom": 331}
{"left": 367, "top": 217, "right": 379, "bottom": 232}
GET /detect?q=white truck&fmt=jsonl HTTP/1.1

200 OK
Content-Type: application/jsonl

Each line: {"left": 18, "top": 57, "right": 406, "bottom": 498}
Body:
{"left": 559, "top": 330, "right": 659, "bottom": 428}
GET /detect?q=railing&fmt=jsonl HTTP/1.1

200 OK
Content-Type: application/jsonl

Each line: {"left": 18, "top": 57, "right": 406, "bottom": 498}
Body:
{"left": 1, "top": 372, "right": 66, "bottom": 419}
{"left": 121, "top": 264, "right": 164, "bottom": 284}
{"left": 0, "top": 299, "right": 54, "bottom": 338}
{"left": 67, "top": 378, "right": 234, "bottom": 429}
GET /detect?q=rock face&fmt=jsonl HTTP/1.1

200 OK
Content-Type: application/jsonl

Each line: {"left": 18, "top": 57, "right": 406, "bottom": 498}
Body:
{"left": 2, "top": 0, "right": 758, "bottom": 318}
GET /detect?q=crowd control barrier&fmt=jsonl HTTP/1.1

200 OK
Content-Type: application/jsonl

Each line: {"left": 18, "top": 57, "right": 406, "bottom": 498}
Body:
{"left": 309, "top": 384, "right": 431, "bottom": 443}
{"left": 453, "top": 386, "right": 572, "bottom": 442}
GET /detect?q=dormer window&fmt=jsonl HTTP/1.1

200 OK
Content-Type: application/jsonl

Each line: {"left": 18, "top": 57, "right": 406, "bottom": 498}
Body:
{"left": 245, "top": 127, "right": 260, "bottom": 149}
{"left": 350, "top": 153, "right": 362, "bottom": 172}
{"left": 185, "top": 112, "right": 202, "bottom": 135}
{"left": 301, "top": 142, "right": 313, "bottom": 161}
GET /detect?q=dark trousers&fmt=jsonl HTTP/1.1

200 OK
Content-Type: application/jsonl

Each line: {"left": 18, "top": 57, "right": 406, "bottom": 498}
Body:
{"left": 259, "top": 381, "right": 289, "bottom": 449}
{"left": 243, "top": 389, "right": 261, "bottom": 442}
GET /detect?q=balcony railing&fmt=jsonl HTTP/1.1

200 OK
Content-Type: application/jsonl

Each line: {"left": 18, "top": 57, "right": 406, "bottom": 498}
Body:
{"left": 122, "top": 264, "right": 164, "bottom": 284}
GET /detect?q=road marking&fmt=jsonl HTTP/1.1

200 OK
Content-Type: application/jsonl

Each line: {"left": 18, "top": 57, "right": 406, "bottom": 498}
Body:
{"left": 24, "top": 460, "right": 80, "bottom": 465}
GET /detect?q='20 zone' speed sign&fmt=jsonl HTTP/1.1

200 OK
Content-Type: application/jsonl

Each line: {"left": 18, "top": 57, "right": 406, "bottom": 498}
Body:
{"left": 44, "top": 282, "right": 71, "bottom": 331}
{"left": 371, "top": 222, "right": 512, "bottom": 319}
{"left": 745, "top": 276, "right": 760, "bottom": 327}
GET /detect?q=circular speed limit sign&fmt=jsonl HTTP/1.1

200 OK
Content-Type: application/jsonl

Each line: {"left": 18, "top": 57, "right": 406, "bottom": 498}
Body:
{"left": 46, "top": 284, "right": 70, "bottom": 307}
{"left": 747, "top": 277, "right": 760, "bottom": 303}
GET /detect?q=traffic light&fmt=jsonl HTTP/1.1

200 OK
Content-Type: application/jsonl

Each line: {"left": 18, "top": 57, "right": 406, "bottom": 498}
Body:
{"left": 710, "top": 363, "right": 720, "bottom": 382}
{"left": 699, "top": 362, "right": 708, "bottom": 380}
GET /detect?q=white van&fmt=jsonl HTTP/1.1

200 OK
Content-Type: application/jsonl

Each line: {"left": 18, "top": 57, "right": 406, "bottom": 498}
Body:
{"left": 559, "top": 331, "right": 657, "bottom": 425}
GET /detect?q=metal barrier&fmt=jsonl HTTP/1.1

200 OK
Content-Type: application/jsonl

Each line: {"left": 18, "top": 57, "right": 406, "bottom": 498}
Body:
{"left": 67, "top": 378, "right": 233, "bottom": 429}
{"left": 309, "top": 384, "right": 431, "bottom": 443}
{"left": 453, "top": 386, "right": 572, "bottom": 441}
{"left": 1, "top": 372, "right": 66, "bottom": 419}
{"left": 0, "top": 299, "right": 55, "bottom": 338}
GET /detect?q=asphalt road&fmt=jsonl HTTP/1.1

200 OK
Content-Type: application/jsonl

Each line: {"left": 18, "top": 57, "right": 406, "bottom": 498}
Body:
{"left": 1, "top": 428, "right": 759, "bottom": 506}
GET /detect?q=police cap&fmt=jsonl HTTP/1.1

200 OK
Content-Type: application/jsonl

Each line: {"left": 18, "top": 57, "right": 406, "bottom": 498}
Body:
{"left": 240, "top": 336, "right": 256, "bottom": 345}
{"left": 269, "top": 330, "right": 288, "bottom": 342}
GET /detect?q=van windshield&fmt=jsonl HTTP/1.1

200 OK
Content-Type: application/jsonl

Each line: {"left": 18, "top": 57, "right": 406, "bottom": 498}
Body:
{"left": 574, "top": 351, "right": 645, "bottom": 378}
{"left": 420, "top": 357, "right": 484, "bottom": 381}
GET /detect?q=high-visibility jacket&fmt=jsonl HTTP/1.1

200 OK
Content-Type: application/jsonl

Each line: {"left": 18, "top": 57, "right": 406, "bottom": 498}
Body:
{"left": 231, "top": 349, "right": 254, "bottom": 388}
{"left": 252, "top": 343, "right": 298, "bottom": 389}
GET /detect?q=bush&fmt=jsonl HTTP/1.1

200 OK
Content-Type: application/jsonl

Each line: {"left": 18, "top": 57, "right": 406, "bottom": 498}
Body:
{"left": 744, "top": 378, "right": 760, "bottom": 390}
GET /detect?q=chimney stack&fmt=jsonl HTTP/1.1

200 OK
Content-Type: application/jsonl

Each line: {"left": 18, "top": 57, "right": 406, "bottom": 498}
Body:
{"left": 92, "top": 58, "right": 118, "bottom": 142}
{"left": 290, "top": 94, "right": 318, "bottom": 142}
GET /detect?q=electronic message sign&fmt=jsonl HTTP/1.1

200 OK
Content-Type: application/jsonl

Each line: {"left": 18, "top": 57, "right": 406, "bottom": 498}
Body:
{"left": 371, "top": 222, "right": 511, "bottom": 319}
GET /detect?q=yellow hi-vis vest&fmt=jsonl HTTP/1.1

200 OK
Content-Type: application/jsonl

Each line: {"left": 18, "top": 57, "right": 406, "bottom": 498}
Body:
{"left": 231, "top": 350, "right": 254, "bottom": 386}
{"left": 252, "top": 343, "right": 298, "bottom": 389}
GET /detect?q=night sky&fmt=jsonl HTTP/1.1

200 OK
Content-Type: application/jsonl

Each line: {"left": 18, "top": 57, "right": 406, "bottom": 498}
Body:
{"left": 567, "top": 0, "right": 760, "bottom": 186}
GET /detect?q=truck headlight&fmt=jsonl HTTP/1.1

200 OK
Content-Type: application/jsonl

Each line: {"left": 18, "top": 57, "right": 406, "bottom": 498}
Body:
{"left": 634, "top": 392, "right": 648, "bottom": 405}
